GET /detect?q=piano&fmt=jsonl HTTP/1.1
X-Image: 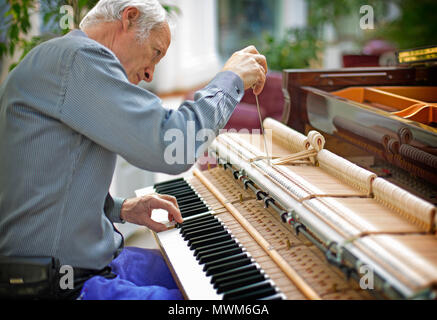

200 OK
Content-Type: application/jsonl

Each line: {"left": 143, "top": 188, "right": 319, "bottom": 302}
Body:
{"left": 282, "top": 45, "right": 437, "bottom": 205}
{"left": 135, "top": 46, "right": 437, "bottom": 300}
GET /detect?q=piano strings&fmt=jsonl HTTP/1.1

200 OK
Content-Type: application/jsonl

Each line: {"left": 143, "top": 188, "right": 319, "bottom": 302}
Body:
{"left": 151, "top": 117, "right": 436, "bottom": 300}
{"left": 211, "top": 120, "right": 437, "bottom": 293}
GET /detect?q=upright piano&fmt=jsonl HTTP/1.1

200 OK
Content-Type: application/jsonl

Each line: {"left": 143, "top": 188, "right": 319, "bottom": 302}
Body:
{"left": 136, "top": 46, "right": 437, "bottom": 300}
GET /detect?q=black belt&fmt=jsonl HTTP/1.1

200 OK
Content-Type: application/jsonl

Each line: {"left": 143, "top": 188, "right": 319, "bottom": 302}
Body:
{"left": 73, "top": 265, "right": 115, "bottom": 280}
{"left": 0, "top": 256, "right": 117, "bottom": 300}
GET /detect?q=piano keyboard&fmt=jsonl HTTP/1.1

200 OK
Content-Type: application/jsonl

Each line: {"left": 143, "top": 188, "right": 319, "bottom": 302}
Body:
{"left": 154, "top": 178, "right": 212, "bottom": 219}
{"left": 152, "top": 178, "right": 284, "bottom": 300}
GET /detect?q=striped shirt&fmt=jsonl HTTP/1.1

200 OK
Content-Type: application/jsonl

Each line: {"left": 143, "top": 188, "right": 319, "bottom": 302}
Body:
{"left": 0, "top": 30, "right": 244, "bottom": 269}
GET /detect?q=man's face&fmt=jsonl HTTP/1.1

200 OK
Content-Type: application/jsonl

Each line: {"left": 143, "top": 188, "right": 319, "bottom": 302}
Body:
{"left": 116, "top": 22, "right": 171, "bottom": 85}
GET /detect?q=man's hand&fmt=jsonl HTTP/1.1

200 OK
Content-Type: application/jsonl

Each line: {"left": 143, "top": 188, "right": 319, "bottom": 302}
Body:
{"left": 222, "top": 45, "right": 268, "bottom": 95}
{"left": 120, "top": 194, "right": 183, "bottom": 232}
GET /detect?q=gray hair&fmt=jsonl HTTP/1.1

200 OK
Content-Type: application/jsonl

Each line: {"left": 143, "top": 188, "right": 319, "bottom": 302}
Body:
{"left": 79, "top": 0, "right": 169, "bottom": 40}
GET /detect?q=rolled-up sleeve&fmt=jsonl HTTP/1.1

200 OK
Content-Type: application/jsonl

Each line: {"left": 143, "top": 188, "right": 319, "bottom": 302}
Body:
{"left": 60, "top": 45, "right": 244, "bottom": 174}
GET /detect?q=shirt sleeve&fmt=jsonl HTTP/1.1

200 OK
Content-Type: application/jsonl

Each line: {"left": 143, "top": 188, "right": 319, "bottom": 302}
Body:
{"left": 60, "top": 44, "right": 244, "bottom": 174}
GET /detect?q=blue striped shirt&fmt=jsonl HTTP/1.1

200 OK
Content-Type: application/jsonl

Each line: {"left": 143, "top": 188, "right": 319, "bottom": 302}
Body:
{"left": 0, "top": 30, "right": 244, "bottom": 269}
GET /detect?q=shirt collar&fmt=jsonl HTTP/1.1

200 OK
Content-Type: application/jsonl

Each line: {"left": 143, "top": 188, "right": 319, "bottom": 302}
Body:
{"left": 67, "top": 29, "right": 88, "bottom": 38}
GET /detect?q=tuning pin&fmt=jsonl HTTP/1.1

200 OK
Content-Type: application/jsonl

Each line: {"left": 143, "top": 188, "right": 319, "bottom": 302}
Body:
{"left": 287, "top": 239, "right": 291, "bottom": 249}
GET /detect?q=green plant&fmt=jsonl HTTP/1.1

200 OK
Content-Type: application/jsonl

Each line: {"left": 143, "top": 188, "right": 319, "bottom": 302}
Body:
{"left": 257, "top": 0, "right": 436, "bottom": 71}
{"left": 1, "top": 1, "right": 96, "bottom": 61}
{"left": 306, "top": 0, "right": 437, "bottom": 51}
{"left": 254, "top": 0, "right": 389, "bottom": 71}
{"left": 371, "top": 0, "right": 437, "bottom": 49}
{"left": 260, "top": 28, "right": 321, "bottom": 71}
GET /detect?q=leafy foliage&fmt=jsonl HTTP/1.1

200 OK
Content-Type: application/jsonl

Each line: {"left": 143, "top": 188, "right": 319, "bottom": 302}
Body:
{"left": 260, "top": 28, "right": 321, "bottom": 71}
{"left": 256, "top": 0, "right": 435, "bottom": 71}
{"left": 1, "top": 1, "right": 97, "bottom": 60}
{"left": 371, "top": 0, "right": 437, "bottom": 49}
{"left": 0, "top": 0, "right": 177, "bottom": 70}
{"left": 1, "top": 0, "right": 35, "bottom": 58}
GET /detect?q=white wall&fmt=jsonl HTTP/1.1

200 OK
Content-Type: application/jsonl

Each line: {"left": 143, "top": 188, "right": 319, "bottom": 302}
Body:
{"left": 282, "top": 0, "right": 307, "bottom": 31}
{"left": 143, "top": 0, "right": 222, "bottom": 94}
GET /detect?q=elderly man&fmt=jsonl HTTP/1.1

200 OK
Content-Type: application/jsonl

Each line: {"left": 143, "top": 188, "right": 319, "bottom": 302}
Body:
{"left": 0, "top": 0, "right": 267, "bottom": 300}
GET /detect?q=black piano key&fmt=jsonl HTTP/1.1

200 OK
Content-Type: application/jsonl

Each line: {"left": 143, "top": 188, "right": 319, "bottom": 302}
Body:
{"left": 155, "top": 181, "right": 191, "bottom": 190}
{"left": 180, "top": 217, "right": 220, "bottom": 230}
{"left": 181, "top": 211, "right": 210, "bottom": 219}
{"left": 193, "top": 239, "right": 238, "bottom": 257}
{"left": 195, "top": 242, "right": 240, "bottom": 261}
{"left": 181, "top": 206, "right": 211, "bottom": 218}
{"left": 155, "top": 183, "right": 191, "bottom": 192}
{"left": 179, "top": 203, "right": 209, "bottom": 214}
{"left": 205, "top": 257, "right": 252, "bottom": 276}
{"left": 162, "top": 189, "right": 196, "bottom": 198}
{"left": 212, "top": 268, "right": 261, "bottom": 288}
{"left": 228, "top": 286, "right": 277, "bottom": 300}
{"left": 176, "top": 196, "right": 204, "bottom": 206}
{"left": 199, "top": 247, "right": 243, "bottom": 264}
{"left": 153, "top": 178, "right": 185, "bottom": 188}
{"left": 160, "top": 189, "right": 195, "bottom": 198}
{"left": 173, "top": 193, "right": 199, "bottom": 201}
{"left": 180, "top": 196, "right": 206, "bottom": 207}
{"left": 217, "top": 274, "right": 266, "bottom": 294}
{"left": 178, "top": 215, "right": 216, "bottom": 229}
{"left": 179, "top": 201, "right": 207, "bottom": 210}
{"left": 155, "top": 188, "right": 192, "bottom": 195}
{"left": 181, "top": 217, "right": 220, "bottom": 230}
{"left": 203, "top": 253, "right": 248, "bottom": 272}
{"left": 173, "top": 192, "right": 198, "bottom": 200}
{"left": 189, "top": 234, "right": 232, "bottom": 250}
{"left": 187, "top": 230, "right": 229, "bottom": 247}
{"left": 183, "top": 225, "right": 225, "bottom": 240}
{"left": 176, "top": 197, "right": 203, "bottom": 207}
{"left": 159, "top": 188, "right": 195, "bottom": 196}
{"left": 181, "top": 220, "right": 222, "bottom": 237}
{"left": 210, "top": 264, "right": 258, "bottom": 284}
{"left": 156, "top": 182, "right": 192, "bottom": 192}
{"left": 223, "top": 281, "right": 275, "bottom": 300}
{"left": 179, "top": 213, "right": 214, "bottom": 224}
{"left": 180, "top": 208, "right": 210, "bottom": 218}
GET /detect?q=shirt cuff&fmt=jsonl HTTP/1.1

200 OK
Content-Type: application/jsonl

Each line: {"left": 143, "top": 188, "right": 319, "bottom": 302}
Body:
{"left": 109, "top": 197, "right": 126, "bottom": 224}
{"left": 210, "top": 71, "right": 245, "bottom": 103}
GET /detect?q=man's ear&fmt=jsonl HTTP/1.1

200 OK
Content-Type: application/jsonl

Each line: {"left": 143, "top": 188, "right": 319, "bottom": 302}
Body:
{"left": 121, "top": 7, "right": 140, "bottom": 31}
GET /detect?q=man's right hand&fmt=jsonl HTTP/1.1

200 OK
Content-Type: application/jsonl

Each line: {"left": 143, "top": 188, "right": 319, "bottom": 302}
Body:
{"left": 120, "top": 194, "right": 183, "bottom": 232}
{"left": 222, "top": 45, "right": 268, "bottom": 96}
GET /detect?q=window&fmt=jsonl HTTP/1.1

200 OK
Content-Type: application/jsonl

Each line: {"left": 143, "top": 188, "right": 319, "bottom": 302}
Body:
{"left": 217, "top": 0, "right": 282, "bottom": 59}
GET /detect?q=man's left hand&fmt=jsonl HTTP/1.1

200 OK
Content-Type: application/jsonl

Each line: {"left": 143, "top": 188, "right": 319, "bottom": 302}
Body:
{"left": 120, "top": 194, "right": 183, "bottom": 232}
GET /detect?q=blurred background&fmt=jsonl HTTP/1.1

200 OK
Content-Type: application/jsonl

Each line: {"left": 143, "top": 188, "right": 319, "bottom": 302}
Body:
{"left": 1, "top": 0, "right": 436, "bottom": 238}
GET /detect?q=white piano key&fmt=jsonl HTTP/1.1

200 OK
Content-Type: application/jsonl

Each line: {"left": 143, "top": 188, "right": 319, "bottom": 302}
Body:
{"left": 157, "top": 228, "right": 223, "bottom": 300}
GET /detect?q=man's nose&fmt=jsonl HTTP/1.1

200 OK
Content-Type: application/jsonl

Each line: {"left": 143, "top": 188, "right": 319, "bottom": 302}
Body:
{"left": 144, "top": 66, "right": 155, "bottom": 83}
